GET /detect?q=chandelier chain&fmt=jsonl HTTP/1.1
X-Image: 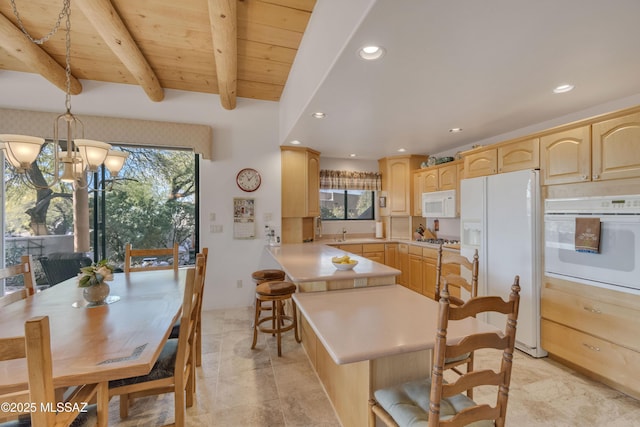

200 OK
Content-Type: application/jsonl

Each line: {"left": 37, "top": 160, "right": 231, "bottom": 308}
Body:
{"left": 9, "top": 0, "right": 70, "bottom": 45}
{"left": 64, "top": 1, "right": 72, "bottom": 113}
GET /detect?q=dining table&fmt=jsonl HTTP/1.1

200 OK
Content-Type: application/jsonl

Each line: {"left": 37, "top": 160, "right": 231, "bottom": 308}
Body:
{"left": 0, "top": 268, "right": 188, "bottom": 425}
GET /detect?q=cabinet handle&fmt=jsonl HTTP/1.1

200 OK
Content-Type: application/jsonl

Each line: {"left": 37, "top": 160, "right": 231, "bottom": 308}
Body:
{"left": 583, "top": 306, "right": 601, "bottom": 314}
{"left": 582, "top": 343, "right": 601, "bottom": 352}
{"left": 581, "top": 175, "right": 588, "bottom": 181}
{"left": 593, "top": 174, "right": 599, "bottom": 180}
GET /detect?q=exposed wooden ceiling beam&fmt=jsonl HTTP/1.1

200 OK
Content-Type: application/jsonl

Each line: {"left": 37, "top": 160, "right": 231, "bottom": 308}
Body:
{"left": 0, "top": 12, "right": 82, "bottom": 95}
{"left": 74, "top": 0, "right": 164, "bottom": 102}
{"left": 208, "top": 0, "right": 237, "bottom": 110}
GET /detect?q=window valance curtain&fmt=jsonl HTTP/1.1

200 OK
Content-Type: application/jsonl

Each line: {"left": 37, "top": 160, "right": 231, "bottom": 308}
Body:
{"left": 320, "top": 169, "right": 382, "bottom": 191}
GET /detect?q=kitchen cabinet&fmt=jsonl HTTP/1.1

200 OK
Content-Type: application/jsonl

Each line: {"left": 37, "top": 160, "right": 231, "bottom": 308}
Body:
{"left": 362, "top": 243, "right": 385, "bottom": 264}
{"left": 464, "top": 148, "right": 497, "bottom": 178}
{"left": 335, "top": 244, "right": 363, "bottom": 255}
{"left": 281, "top": 146, "right": 320, "bottom": 243}
{"left": 497, "top": 138, "right": 540, "bottom": 173}
{"left": 540, "top": 125, "right": 591, "bottom": 185}
{"left": 384, "top": 243, "right": 398, "bottom": 269}
{"left": 397, "top": 243, "right": 409, "bottom": 287}
{"left": 592, "top": 111, "right": 640, "bottom": 181}
{"left": 281, "top": 146, "right": 320, "bottom": 218}
{"left": 413, "top": 171, "right": 425, "bottom": 216}
{"left": 379, "top": 155, "right": 427, "bottom": 217}
{"left": 407, "top": 245, "right": 423, "bottom": 294}
{"left": 541, "top": 276, "right": 640, "bottom": 398}
{"left": 421, "top": 248, "right": 438, "bottom": 299}
{"left": 413, "top": 160, "right": 461, "bottom": 216}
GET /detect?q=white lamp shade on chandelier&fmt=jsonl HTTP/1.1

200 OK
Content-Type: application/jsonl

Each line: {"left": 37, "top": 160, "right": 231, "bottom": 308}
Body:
{"left": 103, "top": 150, "right": 129, "bottom": 176}
{"left": 74, "top": 139, "right": 111, "bottom": 172}
{"left": 0, "top": 134, "right": 46, "bottom": 171}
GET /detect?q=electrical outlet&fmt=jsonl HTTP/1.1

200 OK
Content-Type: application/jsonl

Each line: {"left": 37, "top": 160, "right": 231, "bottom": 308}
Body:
{"left": 209, "top": 212, "right": 216, "bottom": 221}
{"left": 264, "top": 212, "right": 273, "bottom": 222}
{"left": 236, "top": 280, "right": 242, "bottom": 288}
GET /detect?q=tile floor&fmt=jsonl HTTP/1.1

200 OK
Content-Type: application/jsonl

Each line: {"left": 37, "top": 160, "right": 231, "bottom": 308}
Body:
{"left": 105, "top": 307, "right": 640, "bottom": 426}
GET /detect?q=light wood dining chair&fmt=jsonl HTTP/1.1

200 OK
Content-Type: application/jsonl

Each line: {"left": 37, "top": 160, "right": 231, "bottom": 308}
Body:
{"left": 369, "top": 276, "right": 521, "bottom": 427}
{"left": 109, "top": 257, "right": 205, "bottom": 427}
{"left": 169, "top": 249, "right": 208, "bottom": 367}
{"left": 434, "top": 246, "right": 480, "bottom": 393}
{"left": 0, "top": 316, "right": 107, "bottom": 426}
{"left": 0, "top": 255, "right": 36, "bottom": 307}
{"left": 124, "top": 243, "right": 179, "bottom": 273}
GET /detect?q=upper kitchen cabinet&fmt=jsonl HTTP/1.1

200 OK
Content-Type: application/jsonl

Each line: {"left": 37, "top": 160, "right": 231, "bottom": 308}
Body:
{"left": 463, "top": 148, "right": 497, "bottom": 178}
{"left": 281, "top": 146, "right": 320, "bottom": 218}
{"left": 379, "top": 155, "right": 427, "bottom": 217}
{"left": 497, "top": 138, "right": 540, "bottom": 173}
{"left": 592, "top": 111, "right": 640, "bottom": 181}
{"left": 540, "top": 125, "right": 591, "bottom": 185}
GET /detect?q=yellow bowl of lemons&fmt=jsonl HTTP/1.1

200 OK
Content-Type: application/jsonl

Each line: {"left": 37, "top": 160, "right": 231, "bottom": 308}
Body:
{"left": 331, "top": 255, "right": 358, "bottom": 270}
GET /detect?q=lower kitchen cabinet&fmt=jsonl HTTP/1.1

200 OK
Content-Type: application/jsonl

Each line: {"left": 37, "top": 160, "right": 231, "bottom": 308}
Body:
{"left": 541, "top": 275, "right": 640, "bottom": 398}
{"left": 384, "top": 243, "right": 398, "bottom": 269}
{"left": 362, "top": 243, "right": 385, "bottom": 264}
{"left": 408, "top": 245, "right": 423, "bottom": 294}
{"left": 397, "top": 244, "right": 409, "bottom": 287}
{"left": 335, "top": 244, "right": 363, "bottom": 255}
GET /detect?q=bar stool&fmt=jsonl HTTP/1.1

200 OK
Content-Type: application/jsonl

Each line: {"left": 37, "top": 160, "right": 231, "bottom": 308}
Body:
{"left": 251, "top": 280, "right": 301, "bottom": 356}
{"left": 251, "top": 269, "right": 286, "bottom": 284}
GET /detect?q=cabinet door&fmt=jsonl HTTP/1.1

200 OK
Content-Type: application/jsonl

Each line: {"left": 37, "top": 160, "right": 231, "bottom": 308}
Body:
{"left": 592, "top": 112, "right": 640, "bottom": 181}
{"left": 456, "top": 162, "right": 464, "bottom": 216}
{"left": 397, "top": 244, "right": 409, "bottom": 287}
{"left": 307, "top": 152, "right": 320, "bottom": 216}
{"left": 408, "top": 254, "right": 423, "bottom": 294}
{"left": 385, "top": 244, "right": 398, "bottom": 269}
{"left": 413, "top": 171, "right": 424, "bottom": 216}
{"left": 540, "top": 126, "right": 590, "bottom": 185}
{"left": 438, "top": 164, "right": 457, "bottom": 190}
{"left": 498, "top": 138, "right": 540, "bottom": 173}
{"left": 422, "top": 256, "right": 437, "bottom": 299}
{"left": 388, "top": 158, "right": 411, "bottom": 216}
{"left": 336, "top": 244, "right": 363, "bottom": 255}
{"left": 423, "top": 169, "right": 439, "bottom": 192}
{"left": 464, "top": 149, "right": 497, "bottom": 178}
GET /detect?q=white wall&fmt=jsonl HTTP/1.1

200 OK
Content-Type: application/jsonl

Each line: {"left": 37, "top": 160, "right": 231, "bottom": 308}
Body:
{"left": 0, "top": 71, "right": 281, "bottom": 310}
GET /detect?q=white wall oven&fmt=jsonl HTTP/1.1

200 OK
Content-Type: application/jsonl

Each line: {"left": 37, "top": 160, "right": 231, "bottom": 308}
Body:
{"left": 544, "top": 195, "right": 640, "bottom": 293}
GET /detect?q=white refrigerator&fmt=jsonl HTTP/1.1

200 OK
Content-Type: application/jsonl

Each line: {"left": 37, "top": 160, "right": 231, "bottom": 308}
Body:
{"left": 460, "top": 169, "right": 546, "bottom": 358}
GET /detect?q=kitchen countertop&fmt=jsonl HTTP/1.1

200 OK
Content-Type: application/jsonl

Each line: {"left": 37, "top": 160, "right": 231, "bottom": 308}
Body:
{"left": 293, "top": 284, "right": 497, "bottom": 364}
{"left": 317, "top": 237, "right": 460, "bottom": 250}
{"left": 266, "top": 243, "right": 400, "bottom": 283}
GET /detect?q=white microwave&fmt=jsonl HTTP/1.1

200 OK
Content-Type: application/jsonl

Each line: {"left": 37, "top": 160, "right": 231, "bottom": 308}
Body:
{"left": 422, "top": 189, "right": 457, "bottom": 218}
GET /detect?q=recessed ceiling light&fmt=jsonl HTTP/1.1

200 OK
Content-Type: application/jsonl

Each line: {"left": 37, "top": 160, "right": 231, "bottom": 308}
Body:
{"left": 349, "top": 153, "right": 357, "bottom": 157}
{"left": 397, "top": 148, "right": 406, "bottom": 153}
{"left": 449, "top": 128, "right": 463, "bottom": 133}
{"left": 553, "top": 84, "right": 574, "bottom": 94}
{"left": 290, "top": 140, "right": 301, "bottom": 145}
{"left": 358, "top": 45, "right": 385, "bottom": 60}
{"left": 311, "top": 112, "right": 326, "bottom": 119}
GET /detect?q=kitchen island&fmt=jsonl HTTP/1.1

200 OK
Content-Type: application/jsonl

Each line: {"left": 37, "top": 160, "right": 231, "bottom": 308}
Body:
{"left": 293, "top": 285, "right": 497, "bottom": 427}
{"left": 266, "top": 243, "right": 400, "bottom": 292}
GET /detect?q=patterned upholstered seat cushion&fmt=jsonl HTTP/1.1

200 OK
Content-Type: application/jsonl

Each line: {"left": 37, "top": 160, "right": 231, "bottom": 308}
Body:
{"left": 169, "top": 320, "right": 180, "bottom": 339}
{"left": 109, "top": 338, "right": 178, "bottom": 388}
{"left": 374, "top": 377, "right": 494, "bottom": 427}
{"left": 0, "top": 405, "right": 97, "bottom": 426}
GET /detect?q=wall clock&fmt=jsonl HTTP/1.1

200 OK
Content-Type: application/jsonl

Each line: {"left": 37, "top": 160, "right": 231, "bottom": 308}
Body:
{"left": 236, "top": 168, "right": 261, "bottom": 192}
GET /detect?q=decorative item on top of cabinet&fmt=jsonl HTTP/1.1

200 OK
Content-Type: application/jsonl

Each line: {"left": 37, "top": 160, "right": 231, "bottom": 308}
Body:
{"left": 463, "top": 147, "right": 497, "bottom": 178}
{"left": 592, "top": 111, "right": 640, "bottom": 182}
{"left": 497, "top": 138, "right": 540, "bottom": 173}
{"left": 379, "top": 154, "right": 428, "bottom": 217}
{"left": 540, "top": 125, "right": 590, "bottom": 185}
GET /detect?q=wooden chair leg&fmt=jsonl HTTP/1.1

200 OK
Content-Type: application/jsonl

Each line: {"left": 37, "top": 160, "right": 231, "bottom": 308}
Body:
{"left": 119, "top": 393, "right": 130, "bottom": 419}
{"left": 174, "top": 380, "right": 185, "bottom": 427}
{"left": 276, "top": 299, "right": 283, "bottom": 357}
{"left": 251, "top": 297, "right": 260, "bottom": 349}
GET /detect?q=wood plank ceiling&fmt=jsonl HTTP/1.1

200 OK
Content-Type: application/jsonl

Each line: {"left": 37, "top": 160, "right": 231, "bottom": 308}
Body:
{"left": 0, "top": 0, "right": 316, "bottom": 109}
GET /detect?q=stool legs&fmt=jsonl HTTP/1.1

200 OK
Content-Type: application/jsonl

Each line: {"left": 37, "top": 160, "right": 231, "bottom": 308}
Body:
{"left": 251, "top": 294, "right": 300, "bottom": 356}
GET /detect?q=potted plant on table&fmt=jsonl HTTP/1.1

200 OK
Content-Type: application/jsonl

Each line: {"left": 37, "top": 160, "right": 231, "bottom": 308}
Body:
{"left": 78, "top": 259, "right": 115, "bottom": 305}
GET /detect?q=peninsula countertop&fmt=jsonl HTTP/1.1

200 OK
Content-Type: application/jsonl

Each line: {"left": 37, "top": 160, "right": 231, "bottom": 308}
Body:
{"left": 265, "top": 243, "right": 400, "bottom": 283}
{"left": 293, "top": 284, "right": 498, "bottom": 364}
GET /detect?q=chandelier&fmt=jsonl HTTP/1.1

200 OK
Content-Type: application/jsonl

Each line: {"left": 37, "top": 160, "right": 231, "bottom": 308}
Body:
{"left": 0, "top": 0, "right": 128, "bottom": 190}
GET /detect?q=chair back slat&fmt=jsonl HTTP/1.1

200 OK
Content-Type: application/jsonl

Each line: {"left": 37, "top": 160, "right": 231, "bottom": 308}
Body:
{"left": 438, "top": 404, "right": 500, "bottom": 427}
{"left": 0, "top": 255, "right": 36, "bottom": 307}
{"left": 124, "top": 243, "right": 179, "bottom": 273}
{"left": 435, "top": 246, "right": 479, "bottom": 303}
{"left": 442, "top": 369, "right": 503, "bottom": 397}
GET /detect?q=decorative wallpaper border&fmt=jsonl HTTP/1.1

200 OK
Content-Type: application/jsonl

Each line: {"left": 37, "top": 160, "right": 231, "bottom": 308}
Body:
{"left": 0, "top": 108, "right": 213, "bottom": 159}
